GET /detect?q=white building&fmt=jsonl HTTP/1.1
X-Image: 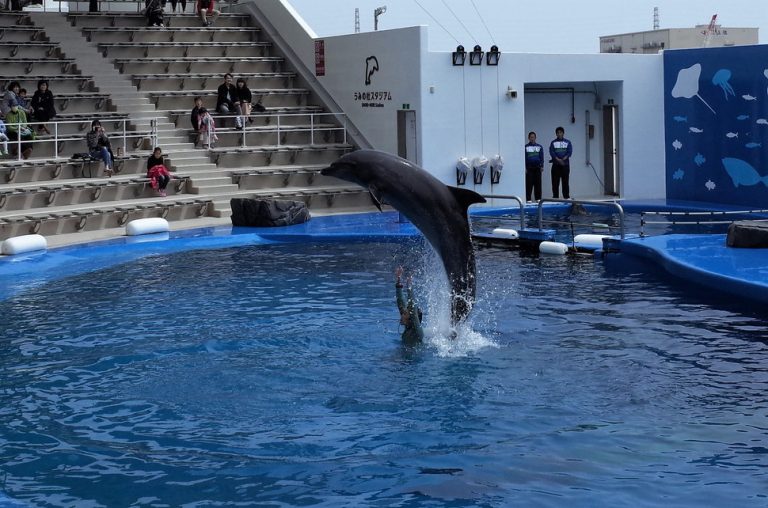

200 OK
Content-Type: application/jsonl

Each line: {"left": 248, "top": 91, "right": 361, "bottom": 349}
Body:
{"left": 600, "top": 26, "right": 758, "bottom": 54}
{"left": 242, "top": 0, "right": 667, "bottom": 204}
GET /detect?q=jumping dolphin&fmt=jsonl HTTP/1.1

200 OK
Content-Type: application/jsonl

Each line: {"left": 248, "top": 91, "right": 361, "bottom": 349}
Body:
{"left": 321, "top": 150, "right": 486, "bottom": 324}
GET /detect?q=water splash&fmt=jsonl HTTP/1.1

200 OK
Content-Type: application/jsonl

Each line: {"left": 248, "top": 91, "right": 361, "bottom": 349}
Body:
{"left": 411, "top": 247, "right": 497, "bottom": 357}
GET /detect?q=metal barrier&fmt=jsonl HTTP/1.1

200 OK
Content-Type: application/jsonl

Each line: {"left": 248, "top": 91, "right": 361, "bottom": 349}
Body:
{"left": 476, "top": 194, "right": 526, "bottom": 230}
{"left": 537, "top": 198, "right": 626, "bottom": 239}
{"left": 196, "top": 112, "right": 348, "bottom": 149}
{"left": 640, "top": 208, "right": 768, "bottom": 236}
{"left": 2, "top": 117, "right": 159, "bottom": 161}
{"left": 15, "top": 0, "right": 240, "bottom": 13}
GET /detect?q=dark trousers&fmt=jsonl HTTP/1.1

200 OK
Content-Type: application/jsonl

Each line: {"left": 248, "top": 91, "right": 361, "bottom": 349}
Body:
{"left": 551, "top": 163, "right": 570, "bottom": 199}
{"left": 157, "top": 174, "right": 170, "bottom": 190}
{"left": 9, "top": 130, "right": 32, "bottom": 154}
{"left": 170, "top": 0, "right": 186, "bottom": 11}
{"left": 525, "top": 166, "right": 542, "bottom": 201}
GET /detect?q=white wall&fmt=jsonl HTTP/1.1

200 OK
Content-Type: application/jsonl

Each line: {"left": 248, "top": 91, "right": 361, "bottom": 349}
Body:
{"left": 419, "top": 52, "right": 665, "bottom": 202}
{"left": 245, "top": 0, "right": 668, "bottom": 203}
{"left": 314, "top": 27, "right": 425, "bottom": 156}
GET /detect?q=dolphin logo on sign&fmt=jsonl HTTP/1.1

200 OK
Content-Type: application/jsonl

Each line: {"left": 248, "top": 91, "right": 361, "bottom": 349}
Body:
{"left": 365, "top": 56, "right": 379, "bottom": 86}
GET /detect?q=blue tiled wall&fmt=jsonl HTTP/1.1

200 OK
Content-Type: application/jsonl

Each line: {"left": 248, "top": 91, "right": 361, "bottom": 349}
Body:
{"left": 664, "top": 45, "right": 768, "bottom": 207}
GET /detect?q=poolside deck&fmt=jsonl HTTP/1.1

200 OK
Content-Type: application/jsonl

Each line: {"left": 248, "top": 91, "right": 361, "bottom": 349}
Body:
{"left": 608, "top": 234, "right": 768, "bottom": 305}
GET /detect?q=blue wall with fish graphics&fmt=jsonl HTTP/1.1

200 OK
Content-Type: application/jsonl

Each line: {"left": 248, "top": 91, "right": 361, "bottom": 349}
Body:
{"left": 664, "top": 45, "right": 768, "bottom": 207}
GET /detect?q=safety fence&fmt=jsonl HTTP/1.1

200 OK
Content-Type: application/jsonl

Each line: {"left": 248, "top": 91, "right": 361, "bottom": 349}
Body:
{"left": 1, "top": 117, "right": 159, "bottom": 161}
{"left": 195, "top": 112, "right": 348, "bottom": 149}
{"left": 639, "top": 208, "right": 768, "bottom": 236}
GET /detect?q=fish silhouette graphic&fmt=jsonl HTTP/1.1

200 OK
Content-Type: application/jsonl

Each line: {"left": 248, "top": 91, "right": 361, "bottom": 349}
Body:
{"left": 689, "top": 127, "right": 704, "bottom": 133}
{"left": 694, "top": 153, "right": 706, "bottom": 166}
{"left": 722, "top": 157, "right": 768, "bottom": 187}
{"left": 673, "top": 115, "right": 687, "bottom": 122}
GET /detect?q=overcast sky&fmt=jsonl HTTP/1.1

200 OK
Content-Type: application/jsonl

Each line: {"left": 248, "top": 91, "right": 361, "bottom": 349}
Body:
{"left": 286, "top": 0, "right": 767, "bottom": 53}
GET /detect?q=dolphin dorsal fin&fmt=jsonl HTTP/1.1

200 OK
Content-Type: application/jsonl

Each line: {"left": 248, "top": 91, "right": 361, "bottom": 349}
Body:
{"left": 447, "top": 186, "right": 487, "bottom": 213}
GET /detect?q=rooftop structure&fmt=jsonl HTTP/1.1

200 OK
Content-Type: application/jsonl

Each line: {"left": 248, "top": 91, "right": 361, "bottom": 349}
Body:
{"left": 600, "top": 25, "right": 759, "bottom": 54}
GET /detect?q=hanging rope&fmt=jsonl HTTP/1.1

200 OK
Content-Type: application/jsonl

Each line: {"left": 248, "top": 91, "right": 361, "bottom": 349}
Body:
{"left": 411, "top": 0, "right": 461, "bottom": 44}
{"left": 469, "top": 0, "right": 496, "bottom": 45}
{"left": 438, "top": 0, "right": 478, "bottom": 44}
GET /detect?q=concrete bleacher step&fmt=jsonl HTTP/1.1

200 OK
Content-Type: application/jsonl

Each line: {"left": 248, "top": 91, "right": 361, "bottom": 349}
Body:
{"left": 82, "top": 27, "right": 260, "bottom": 44}
{"left": 189, "top": 183, "right": 240, "bottom": 195}
{"left": 69, "top": 13, "right": 252, "bottom": 29}
{"left": 0, "top": 10, "right": 374, "bottom": 240}
{"left": 207, "top": 186, "right": 373, "bottom": 218}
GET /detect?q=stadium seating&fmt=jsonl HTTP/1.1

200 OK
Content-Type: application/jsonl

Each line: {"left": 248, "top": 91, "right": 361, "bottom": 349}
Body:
{"left": 0, "top": 9, "right": 373, "bottom": 242}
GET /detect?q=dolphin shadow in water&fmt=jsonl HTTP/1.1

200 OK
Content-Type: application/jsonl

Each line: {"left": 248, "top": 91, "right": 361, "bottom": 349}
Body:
{"left": 321, "top": 150, "right": 486, "bottom": 325}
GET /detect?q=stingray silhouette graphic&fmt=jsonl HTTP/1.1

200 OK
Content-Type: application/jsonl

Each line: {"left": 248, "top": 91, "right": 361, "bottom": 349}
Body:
{"left": 365, "top": 56, "right": 379, "bottom": 86}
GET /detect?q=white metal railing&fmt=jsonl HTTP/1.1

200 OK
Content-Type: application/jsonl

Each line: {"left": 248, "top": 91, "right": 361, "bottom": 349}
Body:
{"left": 196, "top": 112, "right": 348, "bottom": 149}
{"left": 475, "top": 194, "right": 526, "bottom": 230}
{"left": 1, "top": 117, "right": 159, "bottom": 161}
{"left": 15, "top": 0, "right": 240, "bottom": 13}
{"left": 640, "top": 208, "right": 768, "bottom": 236}
{"left": 538, "top": 198, "right": 626, "bottom": 239}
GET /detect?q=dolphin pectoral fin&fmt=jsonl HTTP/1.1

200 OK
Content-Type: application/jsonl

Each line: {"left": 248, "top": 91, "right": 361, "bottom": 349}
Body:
{"left": 447, "top": 186, "right": 487, "bottom": 213}
{"left": 368, "top": 186, "right": 384, "bottom": 211}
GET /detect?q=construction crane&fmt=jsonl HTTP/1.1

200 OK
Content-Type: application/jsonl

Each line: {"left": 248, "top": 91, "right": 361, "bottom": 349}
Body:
{"left": 702, "top": 14, "right": 718, "bottom": 47}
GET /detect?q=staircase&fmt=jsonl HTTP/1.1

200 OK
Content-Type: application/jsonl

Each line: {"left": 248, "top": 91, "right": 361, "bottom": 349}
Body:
{"left": 31, "top": 11, "right": 240, "bottom": 209}
{"left": 0, "top": 9, "right": 374, "bottom": 244}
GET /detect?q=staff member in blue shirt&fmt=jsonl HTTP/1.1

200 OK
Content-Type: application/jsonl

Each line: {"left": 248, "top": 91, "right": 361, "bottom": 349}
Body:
{"left": 549, "top": 126, "right": 573, "bottom": 199}
{"left": 524, "top": 131, "right": 545, "bottom": 202}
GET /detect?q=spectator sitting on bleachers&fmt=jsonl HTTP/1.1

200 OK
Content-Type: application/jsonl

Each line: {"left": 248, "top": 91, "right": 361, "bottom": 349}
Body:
{"left": 196, "top": 0, "right": 219, "bottom": 27}
{"left": 191, "top": 96, "right": 203, "bottom": 133}
{"left": 145, "top": 0, "right": 165, "bottom": 27}
{"left": 0, "top": 118, "right": 9, "bottom": 157}
{"left": 196, "top": 107, "right": 217, "bottom": 149}
{"left": 170, "top": 0, "right": 186, "bottom": 13}
{"left": 17, "top": 89, "right": 34, "bottom": 118}
{"left": 235, "top": 78, "right": 252, "bottom": 127}
{"left": 217, "top": 73, "right": 242, "bottom": 129}
{"left": 86, "top": 119, "right": 114, "bottom": 177}
{"left": 1, "top": 82, "right": 21, "bottom": 117}
{"left": 31, "top": 80, "right": 56, "bottom": 135}
{"left": 147, "top": 147, "right": 172, "bottom": 197}
{"left": 5, "top": 100, "right": 35, "bottom": 160}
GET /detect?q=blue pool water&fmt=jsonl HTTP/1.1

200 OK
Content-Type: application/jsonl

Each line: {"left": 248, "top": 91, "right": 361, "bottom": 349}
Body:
{"left": 1, "top": 237, "right": 767, "bottom": 507}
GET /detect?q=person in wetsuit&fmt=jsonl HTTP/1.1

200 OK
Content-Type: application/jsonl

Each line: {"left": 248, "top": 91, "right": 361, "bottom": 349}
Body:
{"left": 395, "top": 266, "right": 424, "bottom": 344}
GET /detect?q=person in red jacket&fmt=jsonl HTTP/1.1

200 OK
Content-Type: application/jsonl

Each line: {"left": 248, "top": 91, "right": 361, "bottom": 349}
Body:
{"left": 146, "top": 147, "right": 172, "bottom": 197}
{"left": 196, "top": 0, "right": 219, "bottom": 26}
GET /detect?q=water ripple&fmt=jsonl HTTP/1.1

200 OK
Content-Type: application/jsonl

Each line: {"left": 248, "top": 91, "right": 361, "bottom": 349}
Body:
{"left": 0, "top": 242, "right": 766, "bottom": 506}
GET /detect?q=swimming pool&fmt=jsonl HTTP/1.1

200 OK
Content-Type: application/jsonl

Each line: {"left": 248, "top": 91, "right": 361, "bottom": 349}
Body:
{"left": 1, "top": 231, "right": 766, "bottom": 507}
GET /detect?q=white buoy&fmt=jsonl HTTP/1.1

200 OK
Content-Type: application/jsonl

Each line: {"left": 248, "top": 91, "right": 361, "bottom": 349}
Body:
{"left": 539, "top": 241, "right": 568, "bottom": 255}
{"left": 125, "top": 217, "right": 170, "bottom": 236}
{"left": 573, "top": 234, "right": 610, "bottom": 250}
{"left": 1, "top": 234, "right": 48, "bottom": 255}
{"left": 491, "top": 227, "right": 519, "bottom": 239}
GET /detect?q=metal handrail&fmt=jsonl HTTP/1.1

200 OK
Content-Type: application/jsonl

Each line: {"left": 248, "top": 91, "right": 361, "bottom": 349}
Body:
{"left": 197, "top": 112, "right": 349, "bottom": 149}
{"left": 641, "top": 208, "right": 768, "bottom": 216}
{"left": 537, "top": 198, "right": 626, "bottom": 240}
{"left": 639, "top": 208, "right": 768, "bottom": 236}
{"left": 1, "top": 117, "right": 160, "bottom": 161}
{"left": 478, "top": 194, "right": 526, "bottom": 230}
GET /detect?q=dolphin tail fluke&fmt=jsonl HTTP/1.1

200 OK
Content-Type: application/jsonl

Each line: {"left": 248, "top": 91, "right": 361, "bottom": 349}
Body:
{"left": 448, "top": 187, "right": 486, "bottom": 215}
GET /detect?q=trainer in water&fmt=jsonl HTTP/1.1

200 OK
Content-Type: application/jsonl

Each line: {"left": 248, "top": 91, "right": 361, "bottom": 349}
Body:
{"left": 321, "top": 150, "right": 486, "bottom": 325}
{"left": 395, "top": 266, "right": 424, "bottom": 344}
